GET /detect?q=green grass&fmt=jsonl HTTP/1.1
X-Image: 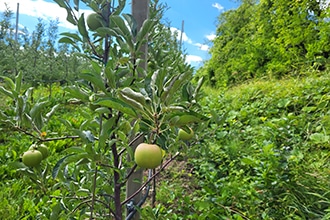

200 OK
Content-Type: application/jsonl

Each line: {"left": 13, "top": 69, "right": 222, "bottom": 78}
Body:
{"left": 141, "top": 73, "right": 330, "bottom": 219}
{"left": 1, "top": 74, "right": 330, "bottom": 219}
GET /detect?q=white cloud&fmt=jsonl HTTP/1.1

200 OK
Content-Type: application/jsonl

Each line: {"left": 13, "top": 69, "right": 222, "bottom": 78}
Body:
{"left": 212, "top": 3, "right": 224, "bottom": 11}
{"left": 206, "top": 33, "right": 216, "bottom": 41}
{"left": 170, "top": 27, "right": 193, "bottom": 44}
{"left": 185, "top": 55, "right": 203, "bottom": 64}
{"left": 194, "top": 43, "right": 209, "bottom": 51}
{"left": 0, "top": 0, "right": 91, "bottom": 30}
{"left": 170, "top": 27, "right": 212, "bottom": 51}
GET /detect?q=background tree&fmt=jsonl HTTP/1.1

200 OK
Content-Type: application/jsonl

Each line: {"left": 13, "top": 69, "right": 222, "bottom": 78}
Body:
{"left": 0, "top": 4, "right": 17, "bottom": 77}
{"left": 0, "top": 3, "right": 87, "bottom": 88}
{"left": 197, "top": 0, "right": 330, "bottom": 88}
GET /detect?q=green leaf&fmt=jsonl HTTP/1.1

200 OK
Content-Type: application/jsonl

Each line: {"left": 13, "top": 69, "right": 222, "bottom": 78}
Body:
{"left": 149, "top": 70, "right": 164, "bottom": 97}
{"left": 30, "top": 101, "right": 48, "bottom": 119}
{"left": 110, "top": 15, "right": 134, "bottom": 51}
{"left": 52, "top": 153, "right": 91, "bottom": 179}
{"left": 169, "top": 111, "right": 208, "bottom": 126}
{"left": 104, "top": 63, "right": 116, "bottom": 89}
{"left": 122, "top": 13, "right": 137, "bottom": 37}
{"left": 120, "top": 87, "right": 148, "bottom": 106}
{"left": 241, "top": 157, "right": 256, "bottom": 166}
{"left": 50, "top": 203, "right": 61, "bottom": 220}
{"left": 0, "top": 86, "right": 14, "bottom": 99}
{"left": 160, "top": 75, "right": 179, "bottom": 102}
{"left": 45, "top": 104, "right": 60, "bottom": 122}
{"left": 73, "top": 129, "right": 95, "bottom": 143}
{"left": 118, "top": 91, "right": 144, "bottom": 111}
{"left": 15, "top": 71, "right": 23, "bottom": 94}
{"left": 310, "top": 133, "right": 329, "bottom": 144}
{"left": 193, "top": 76, "right": 204, "bottom": 100}
{"left": 1, "top": 76, "right": 15, "bottom": 91}
{"left": 95, "top": 27, "right": 118, "bottom": 38}
{"left": 64, "top": 146, "right": 85, "bottom": 154}
{"left": 77, "top": 13, "right": 89, "bottom": 40}
{"left": 65, "top": 85, "right": 90, "bottom": 102}
{"left": 112, "top": 0, "right": 126, "bottom": 15}
{"left": 95, "top": 97, "right": 137, "bottom": 117}
{"left": 135, "top": 19, "right": 155, "bottom": 51}
{"left": 52, "top": 154, "right": 73, "bottom": 179}
{"left": 58, "top": 37, "right": 76, "bottom": 44}
{"left": 162, "top": 72, "right": 191, "bottom": 104}
{"left": 54, "top": 0, "right": 77, "bottom": 25}
{"left": 99, "top": 117, "right": 116, "bottom": 148}
{"left": 80, "top": 72, "right": 106, "bottom": 93}
{"left": 60, "top": 32, "right": 82, "bottom": 42}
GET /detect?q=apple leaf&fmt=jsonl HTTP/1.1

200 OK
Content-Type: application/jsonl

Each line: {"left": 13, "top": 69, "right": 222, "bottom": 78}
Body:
{"left": 77, "top": 13, "right": 89, "bottom": 41}
{"left": 80, "top": 72, "right": 107, "bottom": 93}
{"left": 52, "top": 153, "right": 91, "bottom": 179}
{"left": 60, "top": 32, "right": 82, "bottom": 42}
{"left": 135, "top": 19, "right": 155, "bottom": 51}
{"left": 169, "top": 111, "right": 209, "bottom": 126}
{"left": 110, "top": 15, "right": 134, "bottom": 51}
{"left": 65, "top": 85, "right": 90, "bottom": 102}
{"left": 0, "top": 86, "right": 14, "bottom": 99}
{"left": 95, "top": 97, "right": 137, "bottom": 117}
{"left": 99, "top": 117, "right": 116, "bottom": 148}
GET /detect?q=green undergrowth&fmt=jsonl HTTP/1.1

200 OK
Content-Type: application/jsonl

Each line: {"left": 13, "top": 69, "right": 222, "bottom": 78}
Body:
{"left": 141, "top": 73, "right": 330, "bottom": 219}
{"left": 1, "top": 74, "right": 330, "bottom": 219}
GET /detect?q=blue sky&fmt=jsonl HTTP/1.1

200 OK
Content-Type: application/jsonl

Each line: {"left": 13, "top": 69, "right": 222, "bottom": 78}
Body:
{"left": 0, "top": 0, "right": 239, "bottom": 68}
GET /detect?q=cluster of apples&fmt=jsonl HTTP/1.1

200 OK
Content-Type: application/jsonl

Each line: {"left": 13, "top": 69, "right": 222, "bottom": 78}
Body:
{"left": 22, "top": 144, "right": 49, "bottom": 167}
{"left": 134, "top": 127, "right": 194, "bottom": 169}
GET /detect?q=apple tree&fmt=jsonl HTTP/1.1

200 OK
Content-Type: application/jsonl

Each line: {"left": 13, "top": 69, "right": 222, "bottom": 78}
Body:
{"left": 0, "top": 0, "right": 206, "bottom": 219}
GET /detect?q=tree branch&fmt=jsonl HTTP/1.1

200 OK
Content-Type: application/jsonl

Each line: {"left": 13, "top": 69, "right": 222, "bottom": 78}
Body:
{"left": 121, "top": 151, "right": 180, "bottom": 206}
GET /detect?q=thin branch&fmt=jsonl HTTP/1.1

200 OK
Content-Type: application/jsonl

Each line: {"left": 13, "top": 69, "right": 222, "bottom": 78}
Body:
{"left": 14, "top": 125, "right": 80, "bottom": 142}
{"left": 71, "top": 198, "right": 114, "bottom": 215}
{"left": 14, "top": 126, "right": 39, "bottom": 139}
{"left": 118, "top": 132, "right": 144, "bottom": 157}
{"left": 40, "top": 135, "right": 80, "bottom": 142}
{"left": 120, "top": 164, "right": 138, "bottom": 187}
{"left": 152, "top": 168, "right": 156, "bottom": 208}
{"left": 49, "top": 195, "right": 89, "bottom": 200}
{"left": 90, "top": 167, "right": 98, "bottom": 220}
{"left": 121, "top": 151, "right": 180, "bottom": 206}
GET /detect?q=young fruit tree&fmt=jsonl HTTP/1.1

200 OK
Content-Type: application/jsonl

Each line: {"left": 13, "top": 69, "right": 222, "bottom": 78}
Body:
{"left": 0, "top": 0, "right": 206, "bottom": 219}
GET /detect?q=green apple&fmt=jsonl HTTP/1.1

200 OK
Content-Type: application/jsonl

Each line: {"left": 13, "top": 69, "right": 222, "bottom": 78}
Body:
{"left": 22, "top": 150, "right": 43, "bottom": 167}
{"left": 29, "top": 144, "right": 49, "bottom": 159}
{"left": 87, "top": 13, "right": 103, "bottom": 31}
{"left": 134, "top": 143, "right": 162, "bottom": 169}
{"left": 178, "top": 127, "right": 194, "bottom": 141}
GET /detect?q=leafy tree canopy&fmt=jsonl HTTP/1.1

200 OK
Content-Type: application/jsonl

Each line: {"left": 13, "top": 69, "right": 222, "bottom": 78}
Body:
{"left": 196, "top": 0, "right": 330, "bottom": 88}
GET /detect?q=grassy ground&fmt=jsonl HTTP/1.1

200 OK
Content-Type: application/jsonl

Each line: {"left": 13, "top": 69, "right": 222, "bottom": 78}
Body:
{"left": 1, "top": 73, "right": 330, "bottom": 219}
{"left": 141, "top": 73, "right": 330, "bottom": 219}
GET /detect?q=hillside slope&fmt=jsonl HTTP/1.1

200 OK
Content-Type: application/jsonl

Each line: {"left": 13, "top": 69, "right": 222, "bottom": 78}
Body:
{"left": 143, "top": 74, "right": 330, "bottom": 219}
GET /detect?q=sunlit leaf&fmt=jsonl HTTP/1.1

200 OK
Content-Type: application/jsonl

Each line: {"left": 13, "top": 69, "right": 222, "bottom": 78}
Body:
{"left": 95, "top": 98, "right": 137, "bottom": 117}
{"left": 77, "top": 13, "right": 89, "bottom": 40}
{"left": 99, "top": 117, "right": 116, "bottom": 148}
{"left": 65, "top": 85, "right": 90, "bottom": 102}
{"left": 80, "top": 72, "right": 106, "bottom": 93}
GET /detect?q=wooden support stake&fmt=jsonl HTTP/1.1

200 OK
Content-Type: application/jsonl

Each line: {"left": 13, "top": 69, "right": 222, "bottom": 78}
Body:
{"left": 126, "top": 1, "right": 149, "bottom": 219}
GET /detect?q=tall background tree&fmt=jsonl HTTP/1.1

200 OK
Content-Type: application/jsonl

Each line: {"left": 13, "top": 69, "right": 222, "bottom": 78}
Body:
{"left": 196, "top": 0, "right": 330, "bottom": 88}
